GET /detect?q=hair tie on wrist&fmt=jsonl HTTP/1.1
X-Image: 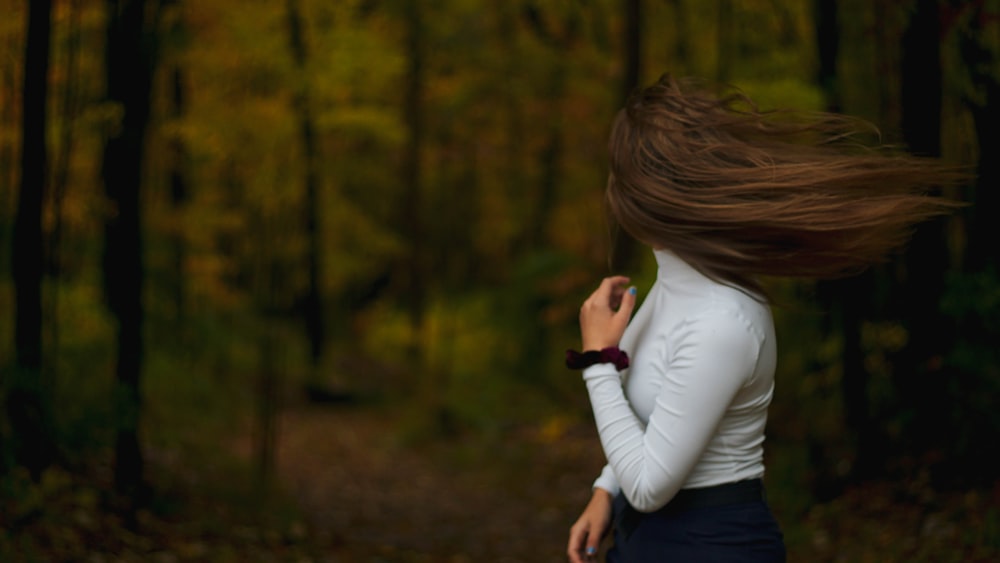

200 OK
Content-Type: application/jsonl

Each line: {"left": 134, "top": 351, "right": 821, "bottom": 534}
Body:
{"left": 565, "top": 347, "right": 630, "bottom": 371}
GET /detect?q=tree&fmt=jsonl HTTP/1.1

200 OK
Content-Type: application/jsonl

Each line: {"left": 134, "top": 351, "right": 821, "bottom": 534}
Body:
{"left": 956, "top": 0, "right": 1000, "bottom": 271}
{"left": 812, "top": 0, "right": 882, "bottom": 488}
{"left": 716, "top": 0, "right": 733, "bottom": 82}
{"left": 8, "top": 0, "right": 57, "bottom": 480}
{"left": 400, "top": 0, "right": 426, "bottom": 364}
{"left": 813, "top": 0, "right": 839, "bottom": 112}
{"left": 937, "top": 0, "right": 1000, "bottom": 486}
{"left": 668, "top": 0, "right": 690, "bottom": 74}
{"left": 890, "top": 0, "right": 953, "bottom": 472}
{"left": 285, "top": 0, "right": 326, "bottom": 374}
{"left": 162, "top": 0, "right": 190, "bottom": 328}
{"left": 102, "top": 0, "right": 160, "bottom": 500}
{"left": 519, "top": 2, "right": 579, "bottom": 254}
{"left": 611, "top": 0, "right": 642, "bottom": 272}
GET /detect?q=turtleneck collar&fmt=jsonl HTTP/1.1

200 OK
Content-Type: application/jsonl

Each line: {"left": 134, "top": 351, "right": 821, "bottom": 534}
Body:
{"left": 653, "top": 248, "right": 707, "bottom": 287}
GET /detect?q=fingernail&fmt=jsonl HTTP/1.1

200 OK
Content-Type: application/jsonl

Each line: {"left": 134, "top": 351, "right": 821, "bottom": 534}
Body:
{"left": 628, "top": 287, "right": 637, "bottom": 295}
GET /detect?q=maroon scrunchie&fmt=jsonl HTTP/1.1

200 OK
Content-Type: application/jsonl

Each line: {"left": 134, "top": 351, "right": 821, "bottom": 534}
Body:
{"left": 565, "top": 347, "right": 630, "bottom": 371}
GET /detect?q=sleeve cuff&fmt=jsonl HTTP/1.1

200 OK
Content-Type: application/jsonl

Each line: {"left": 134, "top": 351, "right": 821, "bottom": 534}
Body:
{"left": 593, "top": 464, "right": 621, "bottom": 497}
{"left": 582, "top": 363, "right": 621, "bottom": 381}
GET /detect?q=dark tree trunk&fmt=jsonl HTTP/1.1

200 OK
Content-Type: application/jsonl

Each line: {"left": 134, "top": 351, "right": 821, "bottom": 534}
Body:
{"left": 958, "top": 1, "right": 1000, "bottom": 272}
{"left": 668, "top": 0, "right": 689, "bottom": 73}
{"left": 9, "top": 0, "right": 57, "bottom": 480}
{"left": 285, "top": 0, "right": 325, "bottom": 370}
{"left": 893, "top": 0, "right": 951, "bottom": 473}
{"left": 937, "top": 0, "right": 999, "bottom": 487}
{"left": 166, "top": 66, "right": 188, "bottom": 321}
{"left": 163, "top": 0, "right": 189, "bottom": 328}
{"left": 716, "top": 0, "right": 733, "bottom": 83}
{"left": 623, "top": 0, "right": 640, "bottom": 100}
{"left": 813, "top": 0, "right": 880, "bottom": 485}
{"left": 102, "top": 0, "right": 158, "bottom": 501}
{"left": 814, "top": 0, "right": 839, "bottom": 112}
{"left": 611, "top": 0, "right": 641, "bottom": 272}
{"left": 966, "top": 81, "right": 999, "bottom": 271}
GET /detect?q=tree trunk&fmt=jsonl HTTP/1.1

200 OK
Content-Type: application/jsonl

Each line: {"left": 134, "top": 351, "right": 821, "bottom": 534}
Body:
{"left": 966, "top": 85, "right": 999, "bottom": 272}
{"left": 102, "top": 0, "right": 158, "bottom": 501}
{"left": 668, "top": 0, "right": 689, "bottom": 74}
{"left": 812, "top": 0, "right": 880, "bottom": 485}
{"left": 814, "top": 0, "right": 839, "bottom": 112}
{"left": 716, "top": 0, "right": 733, "bottom": 83}
{"left": 894, "top": 0, "right": 951, "bottom": 471}
{"left": 611, "top": 0, "right": 641, "bottom": 272}
{"left": 163, "top": 0, "right": 189, "bottom": 329}
{"left": 959, "top": 1, "right": 1000, "bottom": 272}
{"left": 9, "top": 0, "right": 57, "bottom": 480}
{"left": 285, "top": 0, "right": 325, "bottom": 372}
{"left": 623, "top": 0, "right": 641, "bottom": 100}
{"left": 927, "top": 0, "right": 998, "bottom": 487}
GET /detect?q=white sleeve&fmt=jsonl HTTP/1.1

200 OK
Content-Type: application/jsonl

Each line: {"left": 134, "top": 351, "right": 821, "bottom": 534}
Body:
{"left": 582, "top": 308, "right": 761, "bottom": 512}
{"left": 592, "top": 463, "right": 620, "bottom": 496}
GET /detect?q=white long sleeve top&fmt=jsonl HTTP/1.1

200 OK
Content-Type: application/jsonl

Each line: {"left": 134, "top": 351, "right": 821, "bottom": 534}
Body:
{"left": 586, "top": 249, "right": 777, "bottom": 513}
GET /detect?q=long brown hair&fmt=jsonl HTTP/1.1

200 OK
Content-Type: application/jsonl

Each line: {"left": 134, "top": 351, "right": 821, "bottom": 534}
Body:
{"left": 606, "top": 74, "right": 966, "bottom": 296}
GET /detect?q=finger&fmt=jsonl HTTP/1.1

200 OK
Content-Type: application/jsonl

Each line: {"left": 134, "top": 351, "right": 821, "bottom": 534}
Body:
{"left": 600, "top": 275, "right": 631, "bottom": 294}
{"left": 567, "top": 526, "right": 585, "bottom": 563}
{"left": 616, "top": 286, "right": 638, "bottom": 319}
{"left": 601, "top": 276, "right": 631, "bottom": 309}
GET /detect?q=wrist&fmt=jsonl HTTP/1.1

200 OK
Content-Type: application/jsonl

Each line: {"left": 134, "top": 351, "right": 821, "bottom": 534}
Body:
{"left": 582, "top": 340, "right": 616, "bottom": 352}
{"left": 592, "top": 487, "right": 614, "bottom": 502}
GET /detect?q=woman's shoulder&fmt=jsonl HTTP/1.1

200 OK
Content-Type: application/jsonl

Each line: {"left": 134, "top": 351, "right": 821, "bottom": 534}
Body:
{"left": 675, "top": 286, "right": 771, "bottom": 342}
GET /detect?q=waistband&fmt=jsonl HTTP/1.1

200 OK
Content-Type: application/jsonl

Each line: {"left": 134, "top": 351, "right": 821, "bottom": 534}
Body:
{"left": 614, "top": 478, "right": 767, "bottom": 540}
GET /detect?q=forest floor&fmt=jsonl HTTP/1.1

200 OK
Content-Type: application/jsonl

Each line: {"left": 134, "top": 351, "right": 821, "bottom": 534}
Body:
{"left": 268, "top": 401, "right": 1000, "bottom": 563}
{"left": 270, "top": 401, "right": 606, "bottom": 562}
{"left": 4, "top": 396, "right": 999, "bottom": 562}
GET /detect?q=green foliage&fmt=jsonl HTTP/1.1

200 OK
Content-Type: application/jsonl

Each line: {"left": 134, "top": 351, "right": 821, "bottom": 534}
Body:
{"left": 42, "top": 279, "right": 116, "bottom": 456}
{"left": 738, "top": 78, "right": 825, "bottom": 112}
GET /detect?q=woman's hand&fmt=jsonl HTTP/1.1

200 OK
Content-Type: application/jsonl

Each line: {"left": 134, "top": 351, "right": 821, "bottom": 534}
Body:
{"left": 567, "top": 488, "right": 614, "bottom": 563}
{"left": 579, "top": 276, "right": 637, "bottom": 351}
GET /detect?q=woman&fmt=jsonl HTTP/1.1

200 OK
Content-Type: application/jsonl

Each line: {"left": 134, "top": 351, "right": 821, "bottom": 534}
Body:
{"left": 565, "top": 75, "right": 963, "bottom": 562}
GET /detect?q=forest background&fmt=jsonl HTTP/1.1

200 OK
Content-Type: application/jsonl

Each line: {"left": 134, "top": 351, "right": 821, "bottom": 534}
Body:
{"left": 1, "top": 0, "right": 998, "bottom": 561}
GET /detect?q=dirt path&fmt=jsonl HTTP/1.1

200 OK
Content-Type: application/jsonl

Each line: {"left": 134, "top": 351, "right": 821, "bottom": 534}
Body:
{"left": 275, "top": 403, "right": 607, "bottom": 562}
{"left": 263, "top": 400, "right": 1000, "bottom": 563}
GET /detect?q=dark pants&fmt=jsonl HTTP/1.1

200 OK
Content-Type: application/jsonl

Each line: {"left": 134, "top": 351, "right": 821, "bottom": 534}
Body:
{"left": 606, "top": 480, "right": 786, "bottom": 563}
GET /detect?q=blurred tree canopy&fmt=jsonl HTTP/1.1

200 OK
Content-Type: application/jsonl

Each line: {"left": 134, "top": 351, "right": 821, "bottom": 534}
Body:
{"left": 0, "top": 0, "right": 997, "bottom": 552}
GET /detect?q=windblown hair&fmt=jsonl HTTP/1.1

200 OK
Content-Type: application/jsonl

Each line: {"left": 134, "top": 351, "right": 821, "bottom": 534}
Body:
{"left": 607, "top": 74, "right": 966, "bottom": 296}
